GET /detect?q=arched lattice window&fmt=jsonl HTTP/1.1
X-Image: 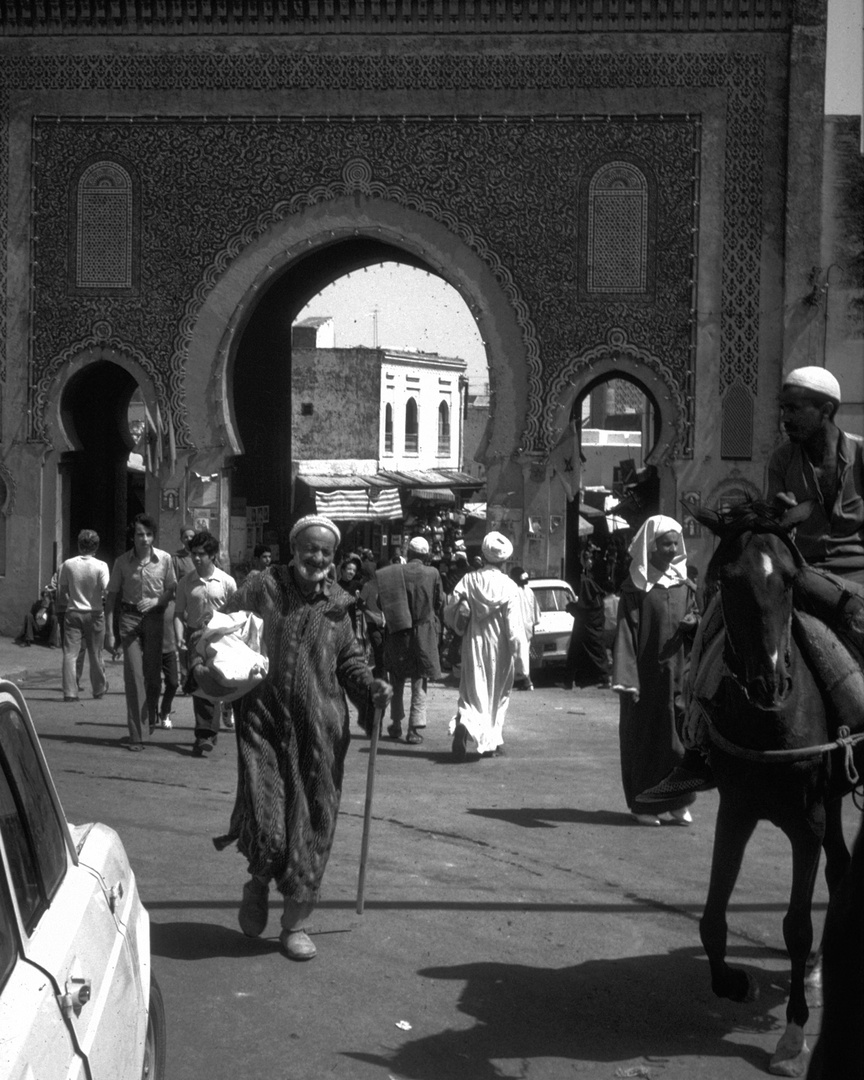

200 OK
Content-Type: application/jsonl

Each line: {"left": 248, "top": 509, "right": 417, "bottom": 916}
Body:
{"left": 437, "top": 401, "right": 451, "bottom": 456}
{"left": 587, "top": 162, "right": 649, "bottom": 294}
{"left": 384, "top": 403, "right": 394, "bottom": 454}
{"left": 405, "top": 398, "right": 419, "bottom": 454}
{"left": 74, "top": 161, "right": 134, "bottom": 291}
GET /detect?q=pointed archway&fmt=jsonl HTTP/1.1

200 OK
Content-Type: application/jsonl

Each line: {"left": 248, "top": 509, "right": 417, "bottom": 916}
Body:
{"left": 45, "top": 347, "right": 161, "bottom": 561}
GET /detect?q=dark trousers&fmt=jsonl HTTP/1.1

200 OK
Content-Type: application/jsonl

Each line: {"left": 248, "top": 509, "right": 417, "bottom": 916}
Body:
{"left": 185, "top": 627, "right": 219, "bottom": 742}
{"left": 160, "top": 651, "right": 179, "bottom": 718}
{"left": 119, "top": 608, "right": 164, "bottom": 743}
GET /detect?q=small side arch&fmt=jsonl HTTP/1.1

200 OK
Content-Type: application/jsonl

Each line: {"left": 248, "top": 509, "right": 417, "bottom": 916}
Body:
{"left": 43, "top": 345, "right": 161, "bottom": 454}
{"left": 547, "top": 328, "right": 687, "bottom": 465}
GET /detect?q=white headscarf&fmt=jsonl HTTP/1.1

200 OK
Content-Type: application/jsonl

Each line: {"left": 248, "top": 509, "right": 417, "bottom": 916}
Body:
{"left": 481, "top": 531, "right": 513, "bottom": 564}
{"left": 627, "top": 514, "right": 688, "bottom": 592}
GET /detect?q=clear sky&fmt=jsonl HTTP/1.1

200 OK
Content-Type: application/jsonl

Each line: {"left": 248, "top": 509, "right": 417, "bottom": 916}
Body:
{"left": 299, "top": 8, "right": 861, "bottom": 379}
{"left": 295, "top": 263, "right": 489, "bottom": 388}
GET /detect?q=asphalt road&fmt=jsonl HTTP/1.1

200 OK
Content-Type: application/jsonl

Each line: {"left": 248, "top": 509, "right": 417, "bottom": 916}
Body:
{"left": 8, "top": 647, "right": 857, "bottom": 1080}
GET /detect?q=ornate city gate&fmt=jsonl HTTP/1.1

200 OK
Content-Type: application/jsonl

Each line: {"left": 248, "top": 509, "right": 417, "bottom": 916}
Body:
{"left": 0, "top": 0, "right": 826, "bottom": 624}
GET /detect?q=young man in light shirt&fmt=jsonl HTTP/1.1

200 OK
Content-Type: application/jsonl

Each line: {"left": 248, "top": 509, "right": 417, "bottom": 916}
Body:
{"left": 174, "top": 530, "right": 237, "bottom": 757}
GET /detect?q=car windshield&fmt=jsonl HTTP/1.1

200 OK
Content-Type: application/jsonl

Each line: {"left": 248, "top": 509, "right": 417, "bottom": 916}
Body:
{"left": 533, "top": 587, "right": 572, "bottom": 613}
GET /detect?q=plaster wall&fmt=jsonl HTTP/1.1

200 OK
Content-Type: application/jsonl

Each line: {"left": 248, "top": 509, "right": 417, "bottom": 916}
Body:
{"left": 822, "top": 116, "right": 864, "bottom": 438}
{"left": 292, "top": 347, "right": 382, "bottom": 460}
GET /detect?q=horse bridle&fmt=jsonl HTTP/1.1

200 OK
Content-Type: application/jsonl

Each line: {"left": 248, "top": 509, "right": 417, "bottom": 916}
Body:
{"left": 718, "top": 590, "right": 793, "bottom": 709}
{"left": 704, "top": 522, "right": 864, "bottom": 784}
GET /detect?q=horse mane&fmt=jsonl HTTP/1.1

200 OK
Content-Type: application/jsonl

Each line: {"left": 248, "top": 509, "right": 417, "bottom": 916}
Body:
{"left": 704, "top": 498, "right": 803, "bottom": 594}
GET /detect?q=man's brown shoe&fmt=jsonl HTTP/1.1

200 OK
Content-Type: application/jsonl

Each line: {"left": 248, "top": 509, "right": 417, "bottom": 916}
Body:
{"left": 238, "top": 879, "right": 269, "bottom": 937}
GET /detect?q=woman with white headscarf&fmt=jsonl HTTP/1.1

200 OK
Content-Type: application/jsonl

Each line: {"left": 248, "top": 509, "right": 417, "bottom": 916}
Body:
{"left": 612, "top": 515, "right": 699, "bottom": 826}
{"left": 444, "top": 531, "right": 522, "bottom": 760}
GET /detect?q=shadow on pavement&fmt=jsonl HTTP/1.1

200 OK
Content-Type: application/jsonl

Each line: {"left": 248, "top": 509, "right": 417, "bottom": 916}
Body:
{"left": 467, "top": 806, "right": 636, "bottom": 828}
{"left": 344, "top": 948, "right": 789, "bottom": 1078}
{"left": 151, "top": 920, "right": 277, "bottom": 960}
{"left": 358, "top": 746, "right": 457, "bottom": 765}
{"left": 37, "top": 730, "right": 197, "bottom": 757}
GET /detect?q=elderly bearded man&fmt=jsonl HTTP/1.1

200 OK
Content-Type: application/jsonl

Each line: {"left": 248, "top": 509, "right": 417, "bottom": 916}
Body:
{"left": 214, "top": 515, "right": 392, "bottom": 961}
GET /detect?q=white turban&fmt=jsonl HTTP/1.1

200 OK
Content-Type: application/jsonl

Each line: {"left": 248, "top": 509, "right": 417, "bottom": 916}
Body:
{"left": 627, "top": 514, "right": 687, "bottom": 592}
{"left": 288, "top": 514, "right": 341, "bottom": 548}
{"left": 783, "top": 366, "right": 841, "bottom": 405}
{"left": 481, "top": 531, "right": 513, "bottom": 564}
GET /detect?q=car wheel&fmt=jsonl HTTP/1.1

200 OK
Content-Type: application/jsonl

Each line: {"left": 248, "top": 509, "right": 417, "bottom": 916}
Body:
{"left": 142, "top": 974, "right": 167, "bottom": 1080}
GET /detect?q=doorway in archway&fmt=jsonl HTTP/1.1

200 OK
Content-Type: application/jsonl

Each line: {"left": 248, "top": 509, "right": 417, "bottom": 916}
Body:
{"left": 567, "top": 374, "right": 660, "bottom": 592}
{"left": 59, "top": 361, "right": 144, "bottom": 563}
{"left": 230, "top": 237, "right": 487, "bottom": 566}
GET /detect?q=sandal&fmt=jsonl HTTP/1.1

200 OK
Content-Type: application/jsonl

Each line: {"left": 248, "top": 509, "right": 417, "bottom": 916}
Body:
{"left": 405, "top": 730, "right": 424, "bottom": 744}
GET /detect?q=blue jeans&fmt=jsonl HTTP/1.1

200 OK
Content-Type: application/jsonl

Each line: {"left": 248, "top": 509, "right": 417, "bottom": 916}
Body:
{"left": 119, "top": 609, "right": 163, "bottom": 743}
{"left": 62, "top": 610, "right": 107, "bottom": 699}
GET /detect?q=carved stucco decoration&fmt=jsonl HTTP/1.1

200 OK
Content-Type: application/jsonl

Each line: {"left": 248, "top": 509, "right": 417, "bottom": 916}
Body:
{"left": 30, "top": 113, "right": 699, "bottom": 453}
{"left": 1, "top": 50, "right": 765, "bottom": 459}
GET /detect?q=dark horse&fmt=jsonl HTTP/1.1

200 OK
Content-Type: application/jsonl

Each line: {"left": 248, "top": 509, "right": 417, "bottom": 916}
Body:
{"left": 689, "top": 498, "right": 863, "bottom": 1077}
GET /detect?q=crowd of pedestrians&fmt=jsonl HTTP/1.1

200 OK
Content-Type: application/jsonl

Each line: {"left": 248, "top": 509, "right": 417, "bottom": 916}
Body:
{"left": 17, "top": 364, "right": 858, "bottom": 967}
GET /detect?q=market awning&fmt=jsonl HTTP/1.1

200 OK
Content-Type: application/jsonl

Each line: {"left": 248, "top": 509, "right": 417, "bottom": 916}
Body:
{"left": 578, "top": 514, "right": 593, "bottom": 536}
{"left": 295, "top": 474, "right": 403, "bottom": 521}
{"left": 313, "top": 487, "right": 403, "bottom": 521}
{"left": 377, "top": 468, "right": 483, "bottom": 492}
{"left": 409, "top": 487, "right": 455, "bottom": 504}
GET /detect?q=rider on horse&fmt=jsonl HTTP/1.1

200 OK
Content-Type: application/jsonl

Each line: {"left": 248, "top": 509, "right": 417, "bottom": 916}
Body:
{"left": 637, "top": 365, "right": 864, "bottom": 807}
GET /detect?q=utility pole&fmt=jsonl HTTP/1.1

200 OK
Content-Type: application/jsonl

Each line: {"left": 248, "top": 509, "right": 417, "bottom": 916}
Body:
{"left": 371, "top": 306, "right": 379, "bottom": 348}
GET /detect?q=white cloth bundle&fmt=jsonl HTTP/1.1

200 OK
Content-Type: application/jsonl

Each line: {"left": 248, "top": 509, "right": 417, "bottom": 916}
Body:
{"left": 192, "top": 611, "right": 269, "bottom": 703}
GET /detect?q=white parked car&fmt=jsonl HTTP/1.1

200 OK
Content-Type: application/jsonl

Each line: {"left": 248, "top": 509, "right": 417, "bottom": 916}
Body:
{"left": 0, "top": 679, "right": 165, "bottom": 1079}
{"left": 527, "top": 578, "right": 577, "bottom": 671}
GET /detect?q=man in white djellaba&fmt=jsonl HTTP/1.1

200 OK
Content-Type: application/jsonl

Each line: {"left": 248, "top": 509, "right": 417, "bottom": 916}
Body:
{"left": 444, "top": 531, "right": 523, "bottom": 761}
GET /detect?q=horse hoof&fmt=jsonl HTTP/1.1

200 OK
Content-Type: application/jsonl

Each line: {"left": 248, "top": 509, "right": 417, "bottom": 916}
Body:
{"left": 718, "top": 969, "right": 759, "bottom": 1003}
{"left": 769, "top": 1024, "right": 810, "bottom": 1077}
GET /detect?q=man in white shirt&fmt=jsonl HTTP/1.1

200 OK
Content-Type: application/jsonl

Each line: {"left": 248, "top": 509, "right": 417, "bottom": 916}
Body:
{"left": 174, "top": 530, "right": 237, "bottom": 757}
{"left": 56, "top": 529, "right": 110, "bottom": 702}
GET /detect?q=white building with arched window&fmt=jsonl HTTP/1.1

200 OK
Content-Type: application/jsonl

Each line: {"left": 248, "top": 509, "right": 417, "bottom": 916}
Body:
{"left": 379, "top": 349, "right": 466, "bottom": 470}
{"left": 288, "top": 321, "right": 477, "bottom": 559}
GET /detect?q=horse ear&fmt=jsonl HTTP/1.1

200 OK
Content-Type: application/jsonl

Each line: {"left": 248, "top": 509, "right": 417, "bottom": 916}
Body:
{"left": 681, "top": 495, "right": 723, "bottom": 535}
{"left": 778, "top": 499, "right": 815, "bottom": 532}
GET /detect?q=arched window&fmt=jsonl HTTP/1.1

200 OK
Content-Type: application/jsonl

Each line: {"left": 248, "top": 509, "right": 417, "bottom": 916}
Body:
{"left": 74, "top": 161, "right": 135, "bottom": 291}
{"left": 405, "top": 398, "right": 419, "bottom": 454}
{"left": 587, "top": 161, "right": 649, "bottom": 294}
{"left": 384, "top": 403, "right": 393, "bottom": 454}
{"left": 437, "top": 401, "right": 451, "bottom": 456}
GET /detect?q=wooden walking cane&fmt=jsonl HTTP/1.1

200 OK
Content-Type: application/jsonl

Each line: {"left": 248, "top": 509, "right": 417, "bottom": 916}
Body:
{"left": 356, "top": 707, "right": 384, "bottom": 915}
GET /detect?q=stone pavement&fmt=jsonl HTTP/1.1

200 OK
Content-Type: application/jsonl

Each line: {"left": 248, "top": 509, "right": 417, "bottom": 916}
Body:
{"left": 0, "top": 635, "right": 61, "bottom": 684}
